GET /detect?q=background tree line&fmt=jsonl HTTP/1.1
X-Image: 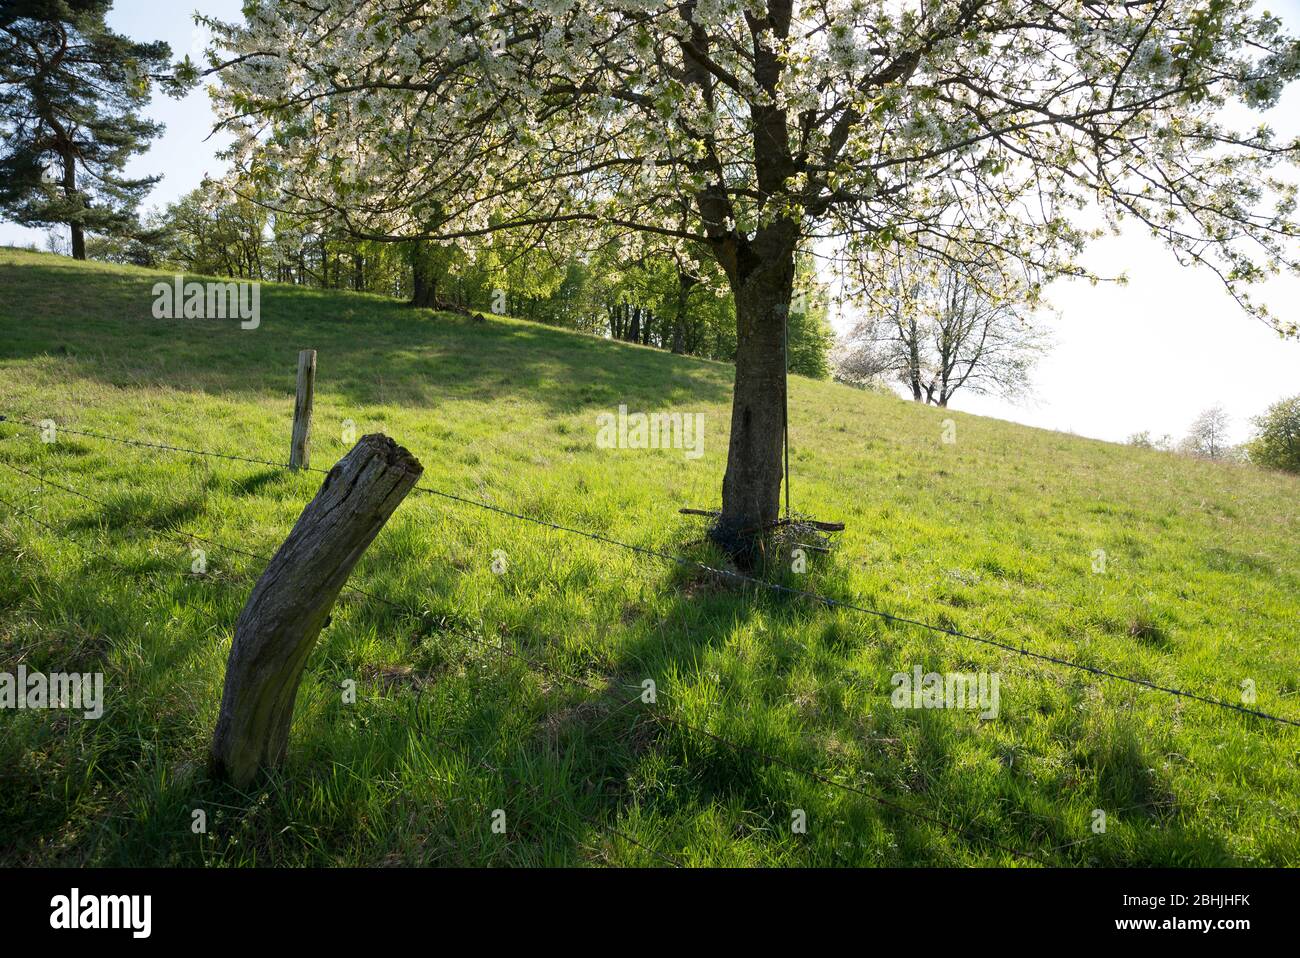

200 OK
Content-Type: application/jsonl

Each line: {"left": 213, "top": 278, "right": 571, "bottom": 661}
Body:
{"left": 73, "top": 178, "right": 835, "bottom": 377}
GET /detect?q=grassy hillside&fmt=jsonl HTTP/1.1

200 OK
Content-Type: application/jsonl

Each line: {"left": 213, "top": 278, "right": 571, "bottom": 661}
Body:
{"left": 1, "top": 246, "right": 1297, "bottom": 866}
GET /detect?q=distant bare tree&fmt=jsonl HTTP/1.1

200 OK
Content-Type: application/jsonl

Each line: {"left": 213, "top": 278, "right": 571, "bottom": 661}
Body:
{"left": 837, "top": 243, "right": 1050, "bottom": 407}
{"left": 1181, "top": 406, "right": 1234, "bottom": 460}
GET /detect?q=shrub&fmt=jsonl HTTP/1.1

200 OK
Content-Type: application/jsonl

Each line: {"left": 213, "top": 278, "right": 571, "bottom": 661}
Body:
{"left": 1246, "top": 395, "right": 1300, "bottom": 474}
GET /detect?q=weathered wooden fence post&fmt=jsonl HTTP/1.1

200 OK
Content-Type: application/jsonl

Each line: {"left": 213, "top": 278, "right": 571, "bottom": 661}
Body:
{"left": 289, "top": 348, "right": 316, "bottom": 470}
{"left": 211, "top": 433, "right": 423, "bottom": 787}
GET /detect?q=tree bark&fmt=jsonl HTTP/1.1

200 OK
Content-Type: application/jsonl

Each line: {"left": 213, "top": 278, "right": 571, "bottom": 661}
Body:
{"left": 61, "top": 149, "right": 85, "bottom": 260}
{"left": 410, "top": 240, "right": 439, "bottom": 308}
{"left": 210, "top": 434, "right": 423, "bottom": 787}
{"left": 699, "top": 0, "right": 798, "bottom": 566}
{"left": 712, "top": 220, "right": 797, "bottom": 564}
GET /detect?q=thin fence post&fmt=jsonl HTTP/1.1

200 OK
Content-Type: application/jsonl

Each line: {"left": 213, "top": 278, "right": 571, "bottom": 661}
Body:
{"left": 211, "top": 433, "right": 423, "bottom": 787}
{"left": 289, "top": 348, "right": 316, "bottom": 470}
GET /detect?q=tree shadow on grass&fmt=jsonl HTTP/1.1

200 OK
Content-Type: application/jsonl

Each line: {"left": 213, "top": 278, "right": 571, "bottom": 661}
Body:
{"left": 423, "top": 554, "right": 952, "bottom": 865}
{"left": 473, "top": 547, "right": 1246, "bottom": 866}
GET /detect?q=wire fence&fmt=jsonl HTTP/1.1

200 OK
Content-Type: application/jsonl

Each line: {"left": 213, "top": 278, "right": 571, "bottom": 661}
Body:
{"left": 2, "top": 409, "right": 1297, "bottom": 865}
{"left": 3, "top": 411, "right": 1295, "bottom": 729}
{"left": 0, "top": 466, "right": 1043, "bottom": 865}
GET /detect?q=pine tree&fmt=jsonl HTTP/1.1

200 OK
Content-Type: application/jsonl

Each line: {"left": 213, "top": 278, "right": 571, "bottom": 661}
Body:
{"left": 0, "top": 0, "right": 174, "bottom": 259}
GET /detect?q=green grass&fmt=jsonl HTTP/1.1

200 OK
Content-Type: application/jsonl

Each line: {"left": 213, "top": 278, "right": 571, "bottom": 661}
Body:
{"left": 1, "top": 246, "right": 1297, "bottom": 867}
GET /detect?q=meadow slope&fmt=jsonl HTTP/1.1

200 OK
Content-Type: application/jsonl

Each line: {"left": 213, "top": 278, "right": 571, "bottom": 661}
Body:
{"left": 1, "top": 247, "right": 1297, "bottom": 866}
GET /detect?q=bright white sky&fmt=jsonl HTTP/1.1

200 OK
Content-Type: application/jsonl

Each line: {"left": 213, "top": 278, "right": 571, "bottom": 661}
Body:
{"left": 2, "top": 0, "right": 1297, "bottom": 446}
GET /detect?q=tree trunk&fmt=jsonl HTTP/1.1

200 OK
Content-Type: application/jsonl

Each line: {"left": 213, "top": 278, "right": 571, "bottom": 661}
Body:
{"left": 211, "top": 434, "right": 423, "bottom": 787}
{"left": 61, "top": 150, "right": 85, "bottom": 260}
{"left": 712, "top": 222, "right": 797, "bottom": 565}
{"left": 698, "top": 0, "right": 797, "bottom": 564}
{"left": 410, "top": 241, "right": 438, "bottom": 308}
{"left": 672, "top": 269, "right": 697, "bottom": 354}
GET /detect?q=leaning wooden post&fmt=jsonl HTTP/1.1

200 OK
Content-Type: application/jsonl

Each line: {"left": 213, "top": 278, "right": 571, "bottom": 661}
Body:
{"left": 211, "top": 434, "right": 423, "bottom": 787}
{"left": 289, "top": 348, "right": 316, "bottom": 470}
